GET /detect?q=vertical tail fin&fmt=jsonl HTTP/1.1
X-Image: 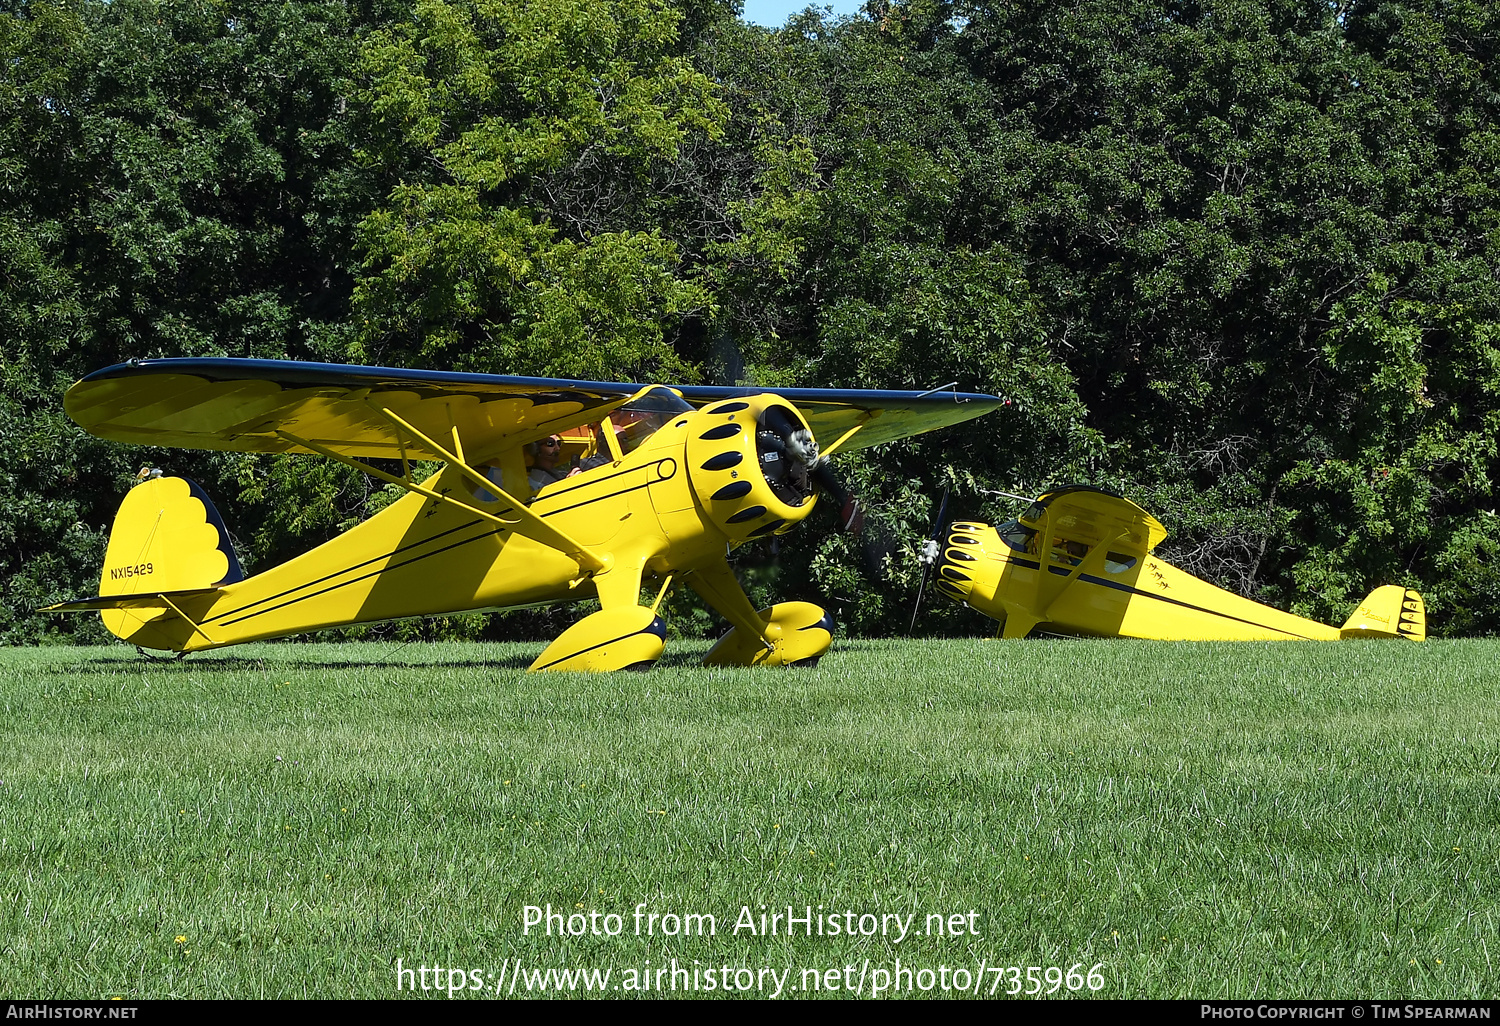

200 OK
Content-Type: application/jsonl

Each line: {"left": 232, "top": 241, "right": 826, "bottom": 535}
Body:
{"left": 97, "top": 476, "right": 244, "bottom": 595}
{"left": 1340, "top": 585, "right": 1425, "bottom": 641}
{"left": 42, "top": 476, "right": 243, "bottom": 650}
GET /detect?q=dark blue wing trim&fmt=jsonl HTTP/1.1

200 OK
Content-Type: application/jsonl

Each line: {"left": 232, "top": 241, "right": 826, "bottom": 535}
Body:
{"left": 78, "top": 357, "right": 1005, "bottom": 412}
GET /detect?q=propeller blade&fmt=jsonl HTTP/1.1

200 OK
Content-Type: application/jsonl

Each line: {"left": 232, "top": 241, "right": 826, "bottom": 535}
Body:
{"left": 907, "top": 488, "right": 950, "bottom": 635}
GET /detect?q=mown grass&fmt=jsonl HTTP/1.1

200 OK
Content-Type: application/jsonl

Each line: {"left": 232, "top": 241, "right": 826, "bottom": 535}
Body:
{"left": 0, "top": 638, "right": 1495, "bottom": 999}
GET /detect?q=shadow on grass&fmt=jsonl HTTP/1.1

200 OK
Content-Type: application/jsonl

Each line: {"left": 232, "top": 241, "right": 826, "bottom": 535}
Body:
{"left": 35, "top": 640, "right": 724, "bottom": 673}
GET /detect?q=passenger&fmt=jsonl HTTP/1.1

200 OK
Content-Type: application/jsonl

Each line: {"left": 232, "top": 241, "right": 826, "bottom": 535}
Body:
{"left": 474, "top": 462, "right": 506, "bottom": 503}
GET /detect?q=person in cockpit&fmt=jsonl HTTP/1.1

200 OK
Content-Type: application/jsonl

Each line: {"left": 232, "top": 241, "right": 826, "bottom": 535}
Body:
{"left": 527, "top": 435, "right": 574, "bottom": 493}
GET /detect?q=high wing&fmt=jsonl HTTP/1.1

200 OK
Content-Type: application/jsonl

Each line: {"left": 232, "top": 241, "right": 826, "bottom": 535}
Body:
{"left": 1018, "top": 485, "right": 1168, "bottom": 557}
{"left": 981, "top": 485, "right": 1168, "bottom": 639}
{"left": 64, "top": 358, "right": 651, "bottom": 461}
{"left": 677, "top": 383, "right": 1007, "bottom": 453}
{"left": 63, "top": 358, "right": 1008, "bottom": 459}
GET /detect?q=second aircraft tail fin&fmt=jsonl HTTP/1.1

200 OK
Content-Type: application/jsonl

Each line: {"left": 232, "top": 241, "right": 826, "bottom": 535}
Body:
{"left": 1340, "top": 585, "right": 1425, "bottom": 641}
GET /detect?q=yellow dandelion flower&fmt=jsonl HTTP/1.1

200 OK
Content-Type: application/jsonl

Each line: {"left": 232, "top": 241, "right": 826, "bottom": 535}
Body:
{"left": 175, "top": 936, "right": 186, "bottom": 944}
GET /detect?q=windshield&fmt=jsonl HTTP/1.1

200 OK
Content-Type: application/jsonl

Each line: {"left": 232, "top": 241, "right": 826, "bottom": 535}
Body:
{"left": 611, "top": 387, "right": 693, "bottom": 457}
{"left": 997, "top": 520, "right": 1036, "bottom": 553}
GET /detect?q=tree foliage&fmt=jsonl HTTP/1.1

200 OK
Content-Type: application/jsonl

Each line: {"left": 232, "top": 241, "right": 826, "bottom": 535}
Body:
{"left": 349, "top": 0, "right": 729, "bottom": 380}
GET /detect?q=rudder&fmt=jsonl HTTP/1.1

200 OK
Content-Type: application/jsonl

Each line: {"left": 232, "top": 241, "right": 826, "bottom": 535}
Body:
{"left": 43, "top": 475, "right": 247, "bottom": 649}
{"left": 1340, "top": 585, "right": 1425, "bottom": 641}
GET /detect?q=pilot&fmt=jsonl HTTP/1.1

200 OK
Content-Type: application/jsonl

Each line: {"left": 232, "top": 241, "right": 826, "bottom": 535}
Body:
{"left": 527, "top": 436, "right": 574, "bottom": 493}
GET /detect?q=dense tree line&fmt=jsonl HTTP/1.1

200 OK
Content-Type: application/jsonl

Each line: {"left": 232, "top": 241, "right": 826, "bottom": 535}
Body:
{"left": 3, "top": 0, "right": 1498, "bottom": 643}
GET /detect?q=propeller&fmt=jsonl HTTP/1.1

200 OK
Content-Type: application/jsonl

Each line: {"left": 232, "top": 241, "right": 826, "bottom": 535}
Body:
{"left": 907, "top": 488, "right": 950, "bottom": 635}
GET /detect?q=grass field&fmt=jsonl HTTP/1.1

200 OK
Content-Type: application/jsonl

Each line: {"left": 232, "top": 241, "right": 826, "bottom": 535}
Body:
{"left": 0, "top": 637, "right": 1496, "bottom": 999}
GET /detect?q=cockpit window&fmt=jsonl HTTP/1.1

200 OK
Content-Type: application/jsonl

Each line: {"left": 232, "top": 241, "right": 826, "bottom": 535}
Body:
{"left": 620, "top": 387, "right": 693, "bottom": 418}
{"left": 610, "top": 388, "right": 693, "bottom": 458}
{"left": 997, "top": 520, "right": 1036, "bottom": 553}
{"left": 1000, "top": 516, "right": 1138, "bottom": 572}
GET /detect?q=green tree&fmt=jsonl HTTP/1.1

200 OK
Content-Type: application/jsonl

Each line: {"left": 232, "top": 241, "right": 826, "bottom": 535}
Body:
{"left": 350, "top": 0, "right": 730, "bottom": 381}
{"left": 0, "top": 0, "right": 370, "bottom": 641}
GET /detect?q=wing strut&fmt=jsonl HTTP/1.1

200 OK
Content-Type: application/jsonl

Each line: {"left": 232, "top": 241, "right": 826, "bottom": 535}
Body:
{"left": 1039, "top": 530, "right": 1126, "bottom": 618}
{"left": 1006, "top": 505, "right": 1132, "bottom": 637}
{"left": 275, "top": 422, "right": 608, "bottom": 575}
{"left": 818, "top": 410, "right": 881, "bottom": 461}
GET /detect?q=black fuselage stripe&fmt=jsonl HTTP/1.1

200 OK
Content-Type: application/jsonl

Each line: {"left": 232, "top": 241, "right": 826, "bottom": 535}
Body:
{"left": 205, "top": 519, "right": 489, "bottom": 624}
{"left": 540, "top": 479, "right": 656, "bottom": 518}
{"left": 537, "top": 461, "right": 673, "bottom": 518}
{"left": 999, "top": 556, "right": 1319, "bottom": 640}
{"left": 217, "top": 526, "right": 506, "bottom": 628}
{"left": 211, "top": 459, "right": 675, "bottom": 630}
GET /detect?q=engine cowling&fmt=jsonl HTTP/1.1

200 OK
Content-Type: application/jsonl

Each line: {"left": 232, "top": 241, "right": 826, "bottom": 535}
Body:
{"left": 933, "top": 520, "right": 1006, "bottom": 612}
{"left": 684, "top": 395, "right": 820, "bottom": 544}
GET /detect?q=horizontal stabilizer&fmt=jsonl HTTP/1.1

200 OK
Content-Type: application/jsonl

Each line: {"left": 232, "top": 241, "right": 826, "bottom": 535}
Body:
{"left": 42, "top": 589, "right": 218, "bottom": 614}
{"left": 1340, "top": 586, "right": 1425, "bottom": 641}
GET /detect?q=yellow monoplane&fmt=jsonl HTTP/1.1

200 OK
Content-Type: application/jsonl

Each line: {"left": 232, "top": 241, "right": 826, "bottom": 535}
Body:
{"left": 929, "top": 485, "right": 1426, "bottom": 641}
{"left": 45, "top": 358, "right": 1004, "bottom": 670}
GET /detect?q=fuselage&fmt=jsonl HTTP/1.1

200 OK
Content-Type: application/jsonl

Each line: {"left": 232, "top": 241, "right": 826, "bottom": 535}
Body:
{"left": 936, "top": 520, "right": 1342, "bottom": 641}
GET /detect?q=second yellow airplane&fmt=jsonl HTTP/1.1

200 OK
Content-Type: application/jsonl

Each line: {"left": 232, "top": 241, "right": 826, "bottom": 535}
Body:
{"left": 930, "top": 485, "right": 1426, "bottom": 642}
